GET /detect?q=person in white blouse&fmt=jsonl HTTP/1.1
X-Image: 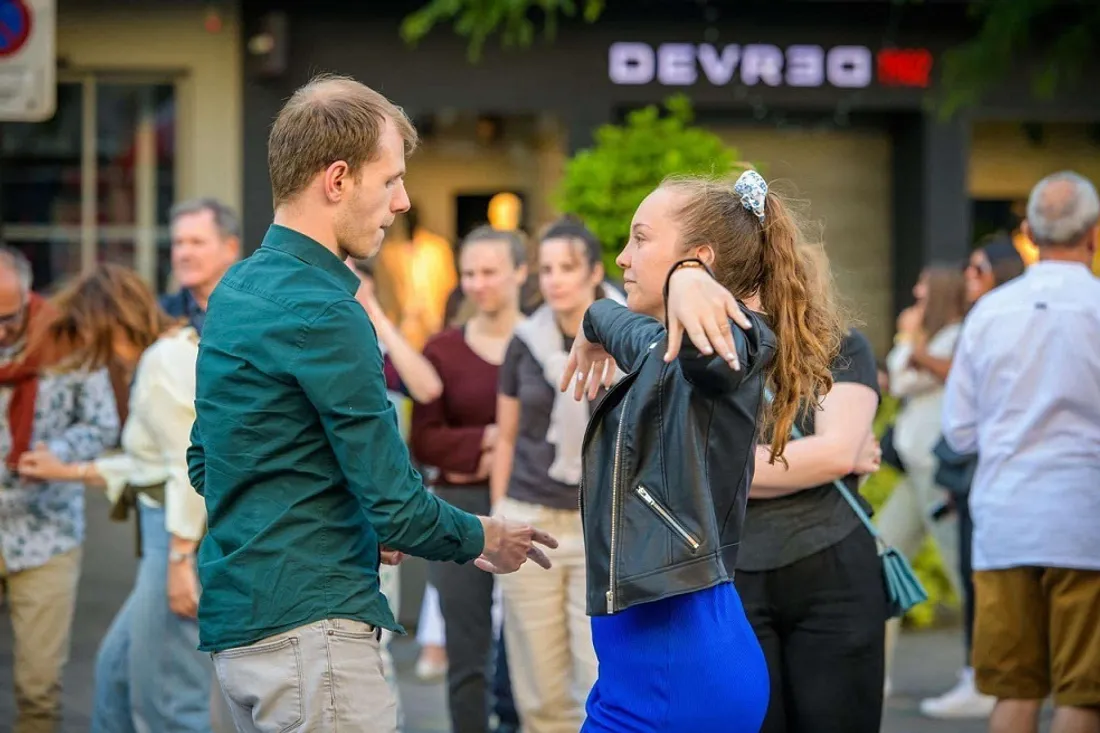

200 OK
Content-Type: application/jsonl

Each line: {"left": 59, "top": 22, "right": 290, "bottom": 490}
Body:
{"left": 18, "top": 265, "right": 213, "bottom": 733}
{"left": 877, "top": 265, "right": 969, "bottom": 703}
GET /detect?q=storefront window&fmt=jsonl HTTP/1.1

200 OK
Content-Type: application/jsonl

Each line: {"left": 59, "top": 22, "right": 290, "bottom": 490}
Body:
{"left": 0, "top": 76, "right": 175, "bottom": 292}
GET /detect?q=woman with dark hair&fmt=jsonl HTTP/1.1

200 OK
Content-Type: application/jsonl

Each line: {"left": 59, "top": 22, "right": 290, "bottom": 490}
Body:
{"left": 914, "top": 235, "right": 1025, "bottom": 721}
{"left": 563, "top": 170, "right": 846, "bottom": 731}
{"left": 18, "top": 264, "right": 213, "bottom": 733}
{"left": 879, "top": 264, "right": 969, "bottom": 701}
{"left": 963, "top": 233, "right": 1026, "bottom": 308}
{"left": 411, "top": 226, "right": 529, "bottom": 733}
{"left": 492, "top": 217, "right": 624, "bottom": 733}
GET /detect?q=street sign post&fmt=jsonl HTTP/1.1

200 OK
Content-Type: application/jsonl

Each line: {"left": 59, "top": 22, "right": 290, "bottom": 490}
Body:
{"left": 0, "top": 0, "right": 55, "bottom": 121}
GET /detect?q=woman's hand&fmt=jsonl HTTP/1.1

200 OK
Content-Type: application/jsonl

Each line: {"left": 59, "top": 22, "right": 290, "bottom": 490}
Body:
{"left": 167, "top": 557, "right": 200, "bottom": 619}
{"left": 665, "top": 266, "right": 753, "bottom": 369}
{"left": 853, "top": 435, "right": 882, "bottom": 475}
{"left": 17, "top": 444, "right": 80, "bottom": 483}
{"left": 559, "top": 326, "right": 618, "bottom": 402}
{"left": 896, "top": 304, "right": 923, "bottom": 338}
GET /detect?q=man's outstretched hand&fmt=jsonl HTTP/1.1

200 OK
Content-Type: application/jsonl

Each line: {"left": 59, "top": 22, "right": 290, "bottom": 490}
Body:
{"left": 475, "top": 516, "right": 559, "bottom": 574}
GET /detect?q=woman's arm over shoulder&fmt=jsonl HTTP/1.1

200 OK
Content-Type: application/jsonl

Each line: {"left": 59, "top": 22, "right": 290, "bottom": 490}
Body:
{"left": 676, "top": 306, "right": 774, "bottom": 393}
{"left": 581, "top": 300, "right": 665, "bottom": 373}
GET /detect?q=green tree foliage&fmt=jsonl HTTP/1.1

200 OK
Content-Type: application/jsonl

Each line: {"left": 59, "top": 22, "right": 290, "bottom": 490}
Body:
{"left": 555, "top": 96, "right": 740, "bottom": 276}
{"left": 401, "top": 0, "right": 604, "bottom": 61}
{"left": 938, "top": 0, "right": 1100, "bottom": 117}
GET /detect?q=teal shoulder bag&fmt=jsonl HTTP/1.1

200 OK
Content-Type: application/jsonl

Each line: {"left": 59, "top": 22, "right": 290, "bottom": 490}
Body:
{"left": 765, "top": 389, "right": 928, "bottom": 618}
{"left": 787, "top": 420, "right": 928, "bottom": 618}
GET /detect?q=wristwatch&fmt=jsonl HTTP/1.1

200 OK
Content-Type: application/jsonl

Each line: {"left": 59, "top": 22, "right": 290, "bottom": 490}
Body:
{"left": 168, "top": 551, "right": 195, "bottom": 564}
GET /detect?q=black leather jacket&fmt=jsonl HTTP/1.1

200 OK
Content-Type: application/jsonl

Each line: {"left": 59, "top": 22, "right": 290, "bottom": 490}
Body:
{"left": 579, "top": 299, "right": 776, "bottom": 616}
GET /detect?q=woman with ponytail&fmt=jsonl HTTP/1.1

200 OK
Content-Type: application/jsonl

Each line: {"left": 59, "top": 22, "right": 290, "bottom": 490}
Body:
{"left": 562, "top": 170, "right": 844, "bottom": 732}
{"left": 734, "top": 237, "right": 886, "bottom": 732}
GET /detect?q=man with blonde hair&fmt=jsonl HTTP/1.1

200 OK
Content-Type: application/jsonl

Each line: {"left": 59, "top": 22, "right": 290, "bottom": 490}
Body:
{"left": 188, "top": 75, "right": 556, "bottom": 732}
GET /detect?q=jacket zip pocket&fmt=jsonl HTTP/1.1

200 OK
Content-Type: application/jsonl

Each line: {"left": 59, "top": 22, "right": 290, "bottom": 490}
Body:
{"left": 634, "top": 486, "right": 701, "bottom": 552}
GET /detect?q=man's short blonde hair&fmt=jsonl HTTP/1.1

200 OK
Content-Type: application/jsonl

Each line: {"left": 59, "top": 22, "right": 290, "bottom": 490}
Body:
{"left": 268, "top": 74, "right": 418, "bottom": 207}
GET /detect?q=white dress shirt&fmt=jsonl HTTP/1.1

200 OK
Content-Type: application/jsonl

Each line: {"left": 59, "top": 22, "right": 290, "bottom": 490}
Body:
{"left": 96, "top": 327, "right": 206, "bottom": 542}
{"left": 943, "top": 261, "right": 1100, "bottom": 571}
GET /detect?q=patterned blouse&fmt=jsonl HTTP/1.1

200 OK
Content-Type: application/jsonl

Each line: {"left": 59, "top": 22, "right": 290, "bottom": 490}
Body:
{"left": 0, "top": 365, "right": 120, "bottom": 572}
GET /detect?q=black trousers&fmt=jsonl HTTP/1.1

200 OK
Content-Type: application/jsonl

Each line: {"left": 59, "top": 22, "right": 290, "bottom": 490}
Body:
{"left": 735, "top": 529, "right": 888, "bottom": 733}
{"left": 956, "top": 494, "right": 976, "bottom": 666}
{"left": 430, "top": 487, "right": 496, "bottom": 733}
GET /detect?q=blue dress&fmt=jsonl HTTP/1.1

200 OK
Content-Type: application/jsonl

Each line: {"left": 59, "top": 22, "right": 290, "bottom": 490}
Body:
{"left": 582, "top": 582, "right": 769, "bottom": 733}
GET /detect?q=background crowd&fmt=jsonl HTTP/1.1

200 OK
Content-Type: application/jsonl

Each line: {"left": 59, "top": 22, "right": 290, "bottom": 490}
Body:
{"left": 0, "top": 166, "right": 1097, "bottom": 733}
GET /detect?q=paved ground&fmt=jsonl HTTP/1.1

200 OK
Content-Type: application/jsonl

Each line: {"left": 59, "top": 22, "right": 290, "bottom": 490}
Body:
{"left": 1, "top": 492, "right": 1052, "bottom": 732}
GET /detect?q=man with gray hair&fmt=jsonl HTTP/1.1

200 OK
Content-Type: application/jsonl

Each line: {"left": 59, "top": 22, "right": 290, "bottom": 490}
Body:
{"left": 943, "top": 171, "right": 1100, "bottom": 733}
{"left": 161, "top": 198, "right": 241, "bottom": 334}
{"left": 0, "top": 245, "right": 120, "bottom": 733}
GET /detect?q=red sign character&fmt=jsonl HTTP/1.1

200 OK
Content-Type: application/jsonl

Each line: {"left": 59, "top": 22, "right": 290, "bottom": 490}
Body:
{"left": 876, "top": 48, "right": 933, "bottom": 88}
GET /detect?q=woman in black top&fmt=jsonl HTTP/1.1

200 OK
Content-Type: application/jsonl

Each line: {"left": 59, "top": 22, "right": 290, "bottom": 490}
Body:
{"left": 491, "top": 218, "right": 622, "bottom": 733}
{"left": 734, "top": 250, "right": 885, "bottom": 733}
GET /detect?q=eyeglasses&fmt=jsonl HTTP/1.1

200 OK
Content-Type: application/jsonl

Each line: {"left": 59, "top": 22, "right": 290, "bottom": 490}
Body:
{"left": 0, "top": 301, "right": 26, "bottom": 329}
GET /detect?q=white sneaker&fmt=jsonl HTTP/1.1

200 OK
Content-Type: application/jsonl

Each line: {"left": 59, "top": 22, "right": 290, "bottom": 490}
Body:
{"left": 919, "top": 667, "right": 996, "bottom": 719}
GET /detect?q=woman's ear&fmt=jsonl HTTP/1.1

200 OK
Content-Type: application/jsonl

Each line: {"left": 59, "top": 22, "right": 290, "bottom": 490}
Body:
{"left": 693, "top": 245, "right": 716, "bottom": 268}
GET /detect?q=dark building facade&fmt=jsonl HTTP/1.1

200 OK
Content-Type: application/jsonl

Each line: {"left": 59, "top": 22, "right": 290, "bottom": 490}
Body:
{"left": 238, "top": 0, "right": 1100, "bottom": 352}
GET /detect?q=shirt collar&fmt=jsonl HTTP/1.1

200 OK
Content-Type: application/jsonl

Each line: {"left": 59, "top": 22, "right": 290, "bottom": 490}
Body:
{"left": 260, "top": 224, "right": 360, "bottom": 295}
{"left": 1028, "top": 260, "right": 1095, "bottom": 278}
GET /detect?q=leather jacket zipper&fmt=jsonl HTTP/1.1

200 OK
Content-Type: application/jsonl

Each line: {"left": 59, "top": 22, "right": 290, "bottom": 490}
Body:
{"left": 607, "top": 388, "right": 633, "bottom": 614}
{"left": 635, "top": 485, "right": 701, "bottom": 551}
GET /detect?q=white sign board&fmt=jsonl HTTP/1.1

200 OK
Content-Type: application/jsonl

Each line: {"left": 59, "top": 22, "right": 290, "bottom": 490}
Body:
{"left": 0, "top": 0, "right": 56, "bottom": 122}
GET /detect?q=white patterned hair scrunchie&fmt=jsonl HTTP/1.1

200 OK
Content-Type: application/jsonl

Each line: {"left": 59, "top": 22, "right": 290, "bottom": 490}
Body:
{"left": 734, "top": 170, "right": 768, "bottom": 224}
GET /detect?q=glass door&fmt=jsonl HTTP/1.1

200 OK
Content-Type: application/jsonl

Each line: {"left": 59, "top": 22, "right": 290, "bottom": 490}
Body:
{"left": 0, "top": 74, "right": 176, "bottom": 291}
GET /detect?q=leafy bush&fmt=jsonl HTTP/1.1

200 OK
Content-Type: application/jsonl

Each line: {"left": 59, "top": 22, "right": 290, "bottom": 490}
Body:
{"left": 555, "top": 95, "right": 740, "bottom": 276}
{"left": 866, "top": 396, "right": 958, "bottom": 627}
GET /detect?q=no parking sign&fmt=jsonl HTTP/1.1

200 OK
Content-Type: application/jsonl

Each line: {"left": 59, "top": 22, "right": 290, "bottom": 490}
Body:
{"left": 0, "top": 0, "right": 55, "bottom": 121}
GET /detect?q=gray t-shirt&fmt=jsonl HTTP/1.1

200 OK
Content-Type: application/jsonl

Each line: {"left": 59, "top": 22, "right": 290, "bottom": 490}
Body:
{"left": 498, "top": 335, "right": 591, "bottom": 510}
{"left": 736, "top": 330, "right": 880, "bottom": 572}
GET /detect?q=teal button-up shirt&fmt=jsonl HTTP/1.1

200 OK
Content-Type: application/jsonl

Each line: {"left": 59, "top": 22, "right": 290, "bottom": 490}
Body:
{"left": 188, "top": 224, "right": 485, "bottom": 653}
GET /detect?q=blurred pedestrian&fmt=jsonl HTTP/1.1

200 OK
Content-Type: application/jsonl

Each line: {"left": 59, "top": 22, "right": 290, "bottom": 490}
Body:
{"left": 411, "top": 226, "right": 529, "bottom": 733}
{"left": 17, "top": 265, "right": 213, "bottom": 733}
{"left": 0, "top": 247, "right": 120, "bottom": 733}
{"left": 160, "top": 198, "right": 240, "bottom": 335}
{"left": 943, "top": 171, "right": 1100, "bottom": 733}
{"left": 915, "top": 235, "right": 1023, "bottom": 720}
{"left": 878, "top": 265, "right": 969, "bottom": 704}
{"left": 492, "top": 218, "right": 616, "bottom": 733}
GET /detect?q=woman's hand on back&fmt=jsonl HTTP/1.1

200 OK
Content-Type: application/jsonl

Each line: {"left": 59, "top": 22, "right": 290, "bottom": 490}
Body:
{"left": 665, "top": 266, "right": 753, "bottom": 369}
{"left": 560, "top": 327, "right": 618, "bottom": 402}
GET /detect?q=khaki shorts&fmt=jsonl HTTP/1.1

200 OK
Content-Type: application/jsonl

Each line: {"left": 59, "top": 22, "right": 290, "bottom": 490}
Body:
{"left": 973, "top": 567, "right": 1100, "bottom": 707}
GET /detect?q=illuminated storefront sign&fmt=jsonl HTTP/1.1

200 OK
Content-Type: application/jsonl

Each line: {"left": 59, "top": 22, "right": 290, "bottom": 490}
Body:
{"left": 608, "top": 42, "right": 933, "bottom": 89}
